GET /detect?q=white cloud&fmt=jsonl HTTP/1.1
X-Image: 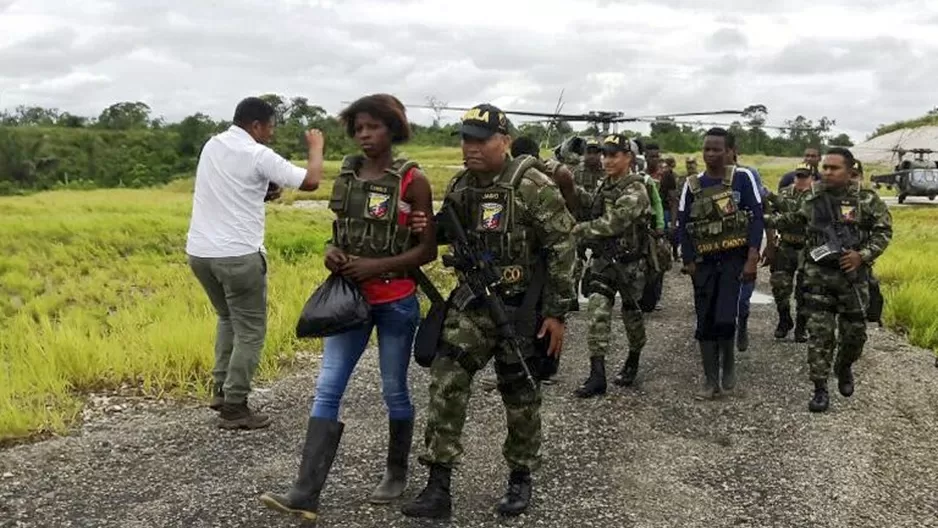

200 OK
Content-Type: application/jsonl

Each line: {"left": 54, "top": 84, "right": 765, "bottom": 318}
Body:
{"left": 0, "top": 0, "right": 937, "bottom": 142}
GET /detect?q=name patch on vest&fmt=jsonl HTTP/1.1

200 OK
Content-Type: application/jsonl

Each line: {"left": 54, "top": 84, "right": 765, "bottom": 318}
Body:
{"left": 367, "top": 191, "right": 391, "bottom": 219}
{"left": 695, "top": 236, "right": 747, "bottom": 254}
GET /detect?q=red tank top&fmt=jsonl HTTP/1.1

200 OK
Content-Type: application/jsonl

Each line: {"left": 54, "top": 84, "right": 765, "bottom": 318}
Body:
{"left": 360, "top": 167, "right": 418, "bottom": 305}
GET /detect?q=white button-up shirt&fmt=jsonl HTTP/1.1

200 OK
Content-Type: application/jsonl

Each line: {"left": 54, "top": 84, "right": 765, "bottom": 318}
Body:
{"left": 185, "top": 126, "right": 307, "bottom": 258}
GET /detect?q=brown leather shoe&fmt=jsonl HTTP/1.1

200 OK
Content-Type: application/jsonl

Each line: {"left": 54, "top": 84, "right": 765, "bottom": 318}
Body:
{"left": 217, "top": 402, "right": 271, "bottom": 430}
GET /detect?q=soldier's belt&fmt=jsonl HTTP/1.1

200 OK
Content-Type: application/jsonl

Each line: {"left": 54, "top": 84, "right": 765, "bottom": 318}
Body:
{"left": 779, "top": 233, "right": 806, "bottom": 245}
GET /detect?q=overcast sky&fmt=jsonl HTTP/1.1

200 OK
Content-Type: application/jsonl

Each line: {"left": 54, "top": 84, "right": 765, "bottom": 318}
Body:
{"left": 2, "top": 0, "right": 937, "bottom": 142}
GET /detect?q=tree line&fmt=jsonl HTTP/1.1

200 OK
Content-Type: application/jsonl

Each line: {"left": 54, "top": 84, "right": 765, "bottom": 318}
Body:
{"left": 0, "top": 94, "right": 892, "bottom": 195}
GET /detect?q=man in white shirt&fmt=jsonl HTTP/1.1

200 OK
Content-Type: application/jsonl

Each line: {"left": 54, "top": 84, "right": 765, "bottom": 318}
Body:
{"left": 186, "top": 96, "right": 324, "bottom": 430}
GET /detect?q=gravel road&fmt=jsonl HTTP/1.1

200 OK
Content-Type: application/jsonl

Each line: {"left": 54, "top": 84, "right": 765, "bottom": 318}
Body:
{"left": 2, "top": 270, "right": 937, "bottom": 528}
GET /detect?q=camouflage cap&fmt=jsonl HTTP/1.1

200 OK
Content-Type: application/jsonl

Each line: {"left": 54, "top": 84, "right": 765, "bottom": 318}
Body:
{"left": 585, "top": 136, "right": 602, "bottom": 151}
{"left": 795, "top": 162, "right": 812, "bottom": 175}
{"left": 686, "top": 156, "right": 697, "bottom": 163}
{"left": 452, "top": 103, "right": 510, "bottom": 139}
{"left": 602, "top": 133, "right": 639, "bottom": 155}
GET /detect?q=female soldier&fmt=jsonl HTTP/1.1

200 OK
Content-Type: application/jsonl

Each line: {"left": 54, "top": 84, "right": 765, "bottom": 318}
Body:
{"left": 260, "top": 94, "right": 437, "bottom": 522}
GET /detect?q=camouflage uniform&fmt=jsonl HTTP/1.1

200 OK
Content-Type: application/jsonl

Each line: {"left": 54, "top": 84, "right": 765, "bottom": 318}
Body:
{"left": 573, "top": 134, "right": 654, "bottom": 397}
{"left": 771, "top": 179, "right": 892, "bottom": 411}
{"left": 419, "top": 160, "right": 576, "bottom": 476}
{"left": 570, "top": 139, "right": 606, "bottom": 298}
{"left": 767, "top": 181, "right": 812, "bottom": 340}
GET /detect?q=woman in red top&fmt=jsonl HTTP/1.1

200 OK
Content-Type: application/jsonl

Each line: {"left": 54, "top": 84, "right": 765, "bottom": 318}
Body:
{"left": 261, "top": 94, "right": 436, "bottom": 522}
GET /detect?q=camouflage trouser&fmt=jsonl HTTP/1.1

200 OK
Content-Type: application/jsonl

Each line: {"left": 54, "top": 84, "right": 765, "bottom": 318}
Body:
{"left": 769, "top": 244, "right": 804, "bottom": 313}
{"left": 419, "top": 306, "right": 542, "bottom": 472}
{"left": 586, "top": 258, "right": 646, "bottom": 358}
{"left": 802, "top": 263, "right": 870, "bottom": 381}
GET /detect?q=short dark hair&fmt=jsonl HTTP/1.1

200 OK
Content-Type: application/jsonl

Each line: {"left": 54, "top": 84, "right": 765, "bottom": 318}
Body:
{"left": 339, "top": 93, "right": 411, "bottom": 144}
{"left": 645, "top": 142, "right": 660, "bottom": 151}
{"left": 233, "top": 97, "right": 276, "bottom": 127}
{"left": 826, "top": 146, "right": 856, "bottom": 168}
{"left": 704, "top": 127, "right": 735, "bottom": 150}
{"left": 511, "top": 136, "right": 540, "bottom": 158}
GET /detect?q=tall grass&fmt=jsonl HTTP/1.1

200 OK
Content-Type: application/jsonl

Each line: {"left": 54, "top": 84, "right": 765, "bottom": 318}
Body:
{"left": 0, "top": 189, "right": 334, "bottom": 442}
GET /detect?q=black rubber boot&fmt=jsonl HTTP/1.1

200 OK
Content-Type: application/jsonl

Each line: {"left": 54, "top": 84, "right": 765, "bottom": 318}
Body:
{"left": 496, "top": 469, "right": 532, "bottom": 517}
{"left": 259, "top": 418, "right": 344, "bottom": 522}
{"left": 612, "top": 351, "right": 640, "bottom": 387}
{"left": 369, "top": 418, "right": 413, "bottom": 504}
{"left": 794, "top": 314, "right": 807, "bottom": 343}
{"left": 736, "top": 315, "right": 749, "bottom": 352}
{"left": 836, "top": 362, "right": 855, "bottom": 397}
{"left": 574, "top": 356, "right": 606, "bottom": 398}
{"left": 400, "top": 464, "right": 452, "bottom": 519}
{"left": 774, "top": 307, "right": 794, "bottom": 339}
{"left": 209, "top": 382, "right": 224, "bottom": 411}
{"left": 718, "top": 338, "right": 736, "bottom": 392}
{"left": 808, "top": 380, "right": 829, "bottom": 413}
{"left": 695, "top": 341, "right": 721, "bottom": 400}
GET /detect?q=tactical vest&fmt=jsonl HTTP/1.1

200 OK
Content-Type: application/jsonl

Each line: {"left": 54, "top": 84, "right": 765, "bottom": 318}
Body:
{"left": 328, "top": 155, "right": 417, "bottom": 260}
{"left": 588, "top": 172, "right": 649, "bottom": 260}
{"left": 806, "top": 182, "right": 865, "bottom": 265}
{"left": 685, "top": 166, "right": 752, "bottom": 256}
{"left": 775, "top": 185, "right": 812, "bottom": 247}
{"left": 574, "top": 163, "right": 603, "bottom": 193}
{"left": 445, "top": 155, "right": 542, "bottom": 298}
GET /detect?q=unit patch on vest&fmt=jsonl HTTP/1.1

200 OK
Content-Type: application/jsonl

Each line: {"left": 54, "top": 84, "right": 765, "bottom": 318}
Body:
{"left": 367, "top": 191, "right": 391, "bottom": 219}
{"left": 714, "top": 194, "right": 737, "bottom": 215}
{"left": 840, "top": 203, "right": 857, "bottom": 222}
{"left": 481, "top": 202, "right": 503, "bottom": 230}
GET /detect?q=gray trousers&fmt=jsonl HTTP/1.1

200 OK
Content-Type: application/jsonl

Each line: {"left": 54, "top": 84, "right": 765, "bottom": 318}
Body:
{"left": 188, "top": 252, "right": 267, "bottom": 404}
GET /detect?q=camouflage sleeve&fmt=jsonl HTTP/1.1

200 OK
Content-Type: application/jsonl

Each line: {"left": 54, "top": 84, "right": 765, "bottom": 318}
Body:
{"left": 859, "top": 192, "right": 893, "bottom": 263}
{"left": 572, "top": 183, "right": 648, "bottom": 239}
{"left": 574, "top": 185, "right": 594, "bottom": 221}
{"left": 646, "top": 179, "right": 665, "bottom": 230}
{"left": 518, "top": 174, "right": 577, "bottom": 320}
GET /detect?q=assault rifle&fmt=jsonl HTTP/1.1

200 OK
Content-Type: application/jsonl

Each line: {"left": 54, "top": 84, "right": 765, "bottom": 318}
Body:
{"left": 808, "top": 194, "right": 867, "bottom": 316}
{"left": 437, "top": 202, "right": 538, "bottom": 390}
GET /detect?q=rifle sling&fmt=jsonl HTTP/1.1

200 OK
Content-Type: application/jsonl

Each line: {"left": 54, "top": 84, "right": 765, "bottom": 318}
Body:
{"left": 411, "top": 268, "right": 445, "bottom": 306}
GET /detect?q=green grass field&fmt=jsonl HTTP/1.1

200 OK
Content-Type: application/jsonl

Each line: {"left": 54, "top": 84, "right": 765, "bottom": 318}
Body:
{"left": 0, "top": 146, "right": 931, "bottom": 443}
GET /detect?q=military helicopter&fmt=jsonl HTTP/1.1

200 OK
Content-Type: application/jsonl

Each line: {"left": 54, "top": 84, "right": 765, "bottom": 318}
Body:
{"left": 870, "top": 148, "right": 938, "bottom": 203}
{"left": 409, "top": 92, "right": 748, "bottom": 168}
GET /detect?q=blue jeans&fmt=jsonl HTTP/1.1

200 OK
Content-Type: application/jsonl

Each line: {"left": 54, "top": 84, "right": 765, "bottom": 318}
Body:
{"left": 738, "top": 280, "right": 755, "bottom": 319}
{"left": 310, "top": 294, "right": 420, "bottom": 421}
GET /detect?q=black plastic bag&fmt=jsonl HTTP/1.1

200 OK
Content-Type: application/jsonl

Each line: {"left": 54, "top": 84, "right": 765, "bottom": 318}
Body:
{"left": 296, "top": 273, "right": 371, "bottom": 339}
{"left": 413, "top": 301, "right": 447, "bottom": 368}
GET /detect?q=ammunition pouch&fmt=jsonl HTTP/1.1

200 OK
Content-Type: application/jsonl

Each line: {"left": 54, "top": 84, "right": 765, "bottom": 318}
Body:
{"left": 867, "top": 274, "right": 884, "bottom": 325}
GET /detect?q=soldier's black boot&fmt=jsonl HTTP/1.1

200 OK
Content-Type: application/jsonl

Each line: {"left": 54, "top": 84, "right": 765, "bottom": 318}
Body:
{"left": 259, "top": 417, "right": 344, "bottom": 522}
{"left": 736, "top": 315, "right": 749, "bottom": 352}
{"left": 612, "top": 351, "right": 640, "bottom": 387}
{"left": 808, "top": 380, "right": 829, "bottom": 412}
{"left": 836, "top": 362, "right": 855, "bottom": 397}
{"left": 496, "top": 469, "right": 532, "bottom": 517}
{"left": 369, "top": 418, "right": 413, "bottom": 504}
{"left": 718, "top": 338, "right": 736, "bottom": 392}
{"left": 774, "top": 307, "right": 794, "bottom": 339}
{"left": 794, "top": 313, "right": 808, "bottom": 343}
{"left": 400, "top": 464, "right": 452, "bottom": 519}
{"left": 695, "top": 341, "right": 721, "bottom": 400}
{"left": 574, "top": 356, "right": 606, "bottom": 398}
